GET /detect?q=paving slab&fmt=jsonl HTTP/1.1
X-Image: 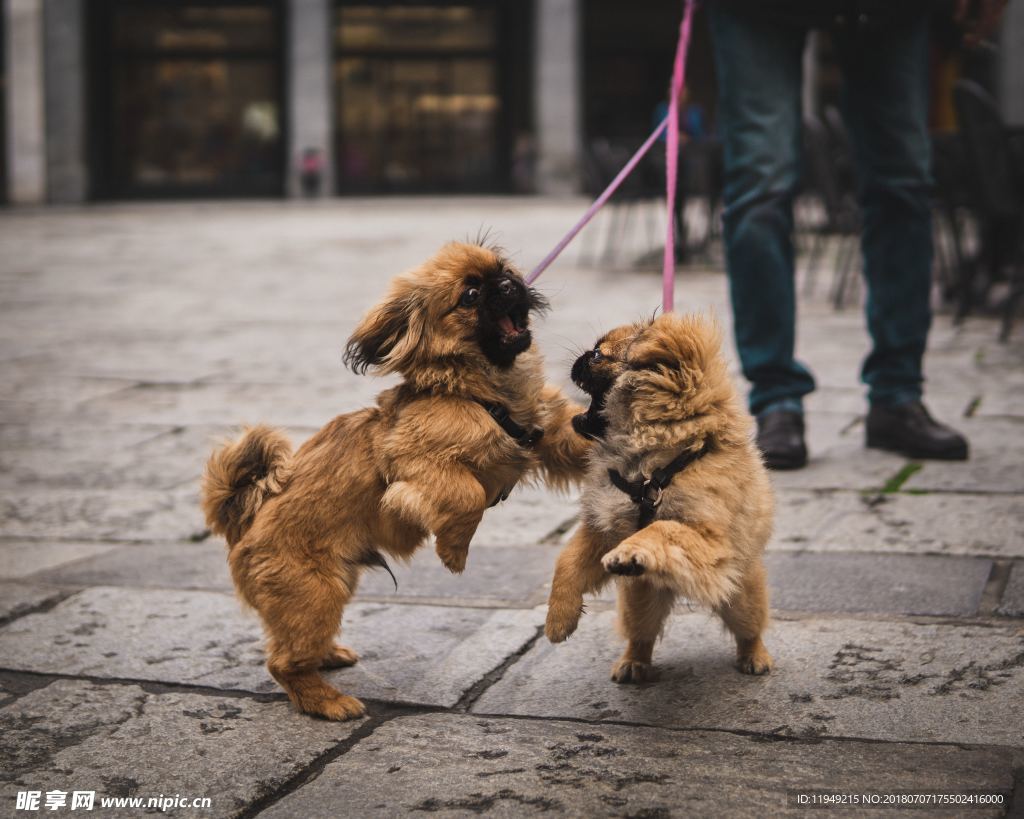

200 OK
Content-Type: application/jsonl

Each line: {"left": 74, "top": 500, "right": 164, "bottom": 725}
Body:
{"left": 803, "top": 386, "right": 966, "bottom": 420}
{"left": 356, "top": 544, "right": 557, "bottom": 606}
{"left": 31, "top": 540, "right": 558, "bottom": 607}
{"left": 0, "top": 679, "right": 356, "bottom": 817}
{"left": 263, "top": 713, "right": 1021, "bottom": 819}
{"left": 0, "top": 426, "right": 217, "bottom": 492}
{"left": 0, "top": 587, "right": 544, "bottom": 707}
{"left": 997, "top": 563, "right": 1024, "bottom": 617}
{"left": 770, "top": 489, "right": 853, "bottom": 549}
{"left": 0, "top": 422, "right": 167, "bottom": 453}
{"left": 971, "top": 387, "right": 1024, "bottom": 419}
{"left": 0, "top": 375, "right": 133, "bottom": 420}
{"left": 765, "top": 553, "right": 992, "bottom": 616}
{"left": 0, "top": 488, "right": 205, "bottom": 542}
{"left": 470, "top": 484, "right": 578, "bottom": 548}
{"left": 0, "top": 582, "right": 67, "bottom": 624}
{"left": 0, "top": 540, "right": 119, "bottom": 579}
{"left": 767, "top": 414, "right": 906, "bottom": 492}
{"left": 473, "top": 611, "right": 1024, "bottom": 746}
{"left": 25, "top": 541, "right": 233, "bottom": 592}
{"left": 79, "top": 380, "right": 384, "bottom": 429}
{"left": 786, "top": 492, "right": 1024, "bottom": 558}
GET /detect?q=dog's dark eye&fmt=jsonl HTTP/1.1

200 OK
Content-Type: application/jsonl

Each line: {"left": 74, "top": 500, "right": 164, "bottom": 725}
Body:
{"left": 592, "top": 348, "right": 603, "bottom": 361}
{"left": 460, "top": 287, "right": 481, "bottom": 307}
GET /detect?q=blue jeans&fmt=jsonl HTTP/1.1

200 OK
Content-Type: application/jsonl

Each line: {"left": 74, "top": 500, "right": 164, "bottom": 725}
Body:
{"left": 709, "top": 6, "right": 934, "bottom": 415}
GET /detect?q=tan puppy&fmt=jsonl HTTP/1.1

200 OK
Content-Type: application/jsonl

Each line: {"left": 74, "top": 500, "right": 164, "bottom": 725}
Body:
{"left": 546, "top": 312, "right": 774, "bottom": 682}
{"left": 201, "top": 242, "right": 590, "bottom": 720}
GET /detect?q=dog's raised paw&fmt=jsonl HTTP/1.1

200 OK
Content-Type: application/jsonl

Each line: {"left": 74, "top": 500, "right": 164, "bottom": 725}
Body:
{"left": 437, "top": 549, "right": 468, "bottom": 574}
{"left": 602, "top": 549, "right": 648, "bottom": 576}
{"left": 545, "top": 609, "right": 580, "bottom": 643}
{"left": 611, "top": 659, "right": 653, "bottom": 684}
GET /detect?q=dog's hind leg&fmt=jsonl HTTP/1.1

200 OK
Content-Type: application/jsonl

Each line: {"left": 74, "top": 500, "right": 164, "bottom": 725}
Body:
{"left": 263, "top": 565, "right": 366, "bottom": 720}
{"left": 715, "top": 558, "right": 772, "bottom": 675}
{"left": 382, "top": 469, "right": 487, "bottom": 574}
{"left": 611, "top": 579, "right": 674, "bottom": 684}
{"left": 545, "top": 524, "right": 610, "bottom": 643}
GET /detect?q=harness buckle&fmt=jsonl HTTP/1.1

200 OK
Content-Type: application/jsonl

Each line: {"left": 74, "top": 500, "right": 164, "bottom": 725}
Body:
{"left": 641, "top": 479, "right": 663, "bottom": 509}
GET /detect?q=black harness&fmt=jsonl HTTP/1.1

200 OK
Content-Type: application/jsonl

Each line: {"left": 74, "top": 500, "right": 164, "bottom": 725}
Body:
{"left": 475, "top": 399, "right": 545, "bottom": 448}
{"left": 475, "top": 399, "right": 544, "bottom": 506}
{"left": 607, "top": 441, "right": 712, "bottom": 529}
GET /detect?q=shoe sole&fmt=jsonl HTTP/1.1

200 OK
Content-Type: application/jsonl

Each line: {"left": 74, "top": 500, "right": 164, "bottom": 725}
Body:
{"left": 865, "top": 432, "right": 968, "bottom": 461}
{"left": 762, "top": 449, "right": 808, "bottom": 470}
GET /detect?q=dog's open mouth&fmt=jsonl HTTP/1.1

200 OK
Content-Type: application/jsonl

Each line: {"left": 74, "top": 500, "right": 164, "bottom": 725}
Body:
{"left": 497, "top": 312, "right": 528, "bottom": 346}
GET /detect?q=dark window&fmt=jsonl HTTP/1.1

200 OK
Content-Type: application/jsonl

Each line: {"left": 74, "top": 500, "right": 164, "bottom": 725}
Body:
{"left": 0, "top": 11, "right": 6, "bottom": 203}
{"left": 583, "top": 0, "right": 716, "bottom": 143}
{"left": 333, "top": 1, "right": 530, "bottom": 194}
{"left": 90, "top": 0, "right": 284, "bottom": 198}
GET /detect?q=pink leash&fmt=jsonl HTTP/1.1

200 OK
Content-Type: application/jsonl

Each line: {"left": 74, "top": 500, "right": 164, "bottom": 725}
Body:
{"left": 526, "top": 0, "right": 695, "bottom": 315}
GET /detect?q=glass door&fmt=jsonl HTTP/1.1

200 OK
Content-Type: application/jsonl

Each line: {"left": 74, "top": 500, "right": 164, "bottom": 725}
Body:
{"left": 91, "top": 0, "right": 284, "bottom": 198}
{"left": 333, "top": 3, "right": 506, "bottom": 193}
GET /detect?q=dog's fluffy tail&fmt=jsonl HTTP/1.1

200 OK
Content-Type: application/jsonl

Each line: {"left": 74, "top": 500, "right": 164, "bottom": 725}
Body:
{"left": 201, "top": 425, "right": 293, "bottom": 547}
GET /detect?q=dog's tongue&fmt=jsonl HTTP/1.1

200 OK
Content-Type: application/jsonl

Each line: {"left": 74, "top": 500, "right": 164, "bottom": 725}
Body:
{"left": 498, "top": 315, "right": 516, "bottom": 335}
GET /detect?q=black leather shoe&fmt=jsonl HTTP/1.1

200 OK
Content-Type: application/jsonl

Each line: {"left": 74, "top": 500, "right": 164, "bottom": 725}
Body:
{"left": 866, "top": 401, "right": 969, "bottom": 460}
{"left": 756, "top": 410, "right": 808, "bottom": 470}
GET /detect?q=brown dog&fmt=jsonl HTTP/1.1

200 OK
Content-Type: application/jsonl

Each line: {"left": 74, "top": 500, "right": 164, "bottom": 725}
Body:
{"left": 545, "top": 313, "right": 774, "bottom": 682}
{"left": 201, "top": 242, "right": 590, "bottom": 720}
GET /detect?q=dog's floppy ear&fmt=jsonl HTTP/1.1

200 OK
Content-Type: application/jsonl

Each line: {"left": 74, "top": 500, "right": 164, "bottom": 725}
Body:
{"left": 344, "top": 278, "right": 424, "bottom": 374}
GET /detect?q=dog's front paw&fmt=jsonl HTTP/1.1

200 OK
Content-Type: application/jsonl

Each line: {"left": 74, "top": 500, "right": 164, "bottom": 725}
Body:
{"left": 436, "top": 546, "right": 468, "bottom": 574}
{"left": 611, "top": 658, "right": 653, "bottom": 684}
{"left": 737, "top": 644, "right": 773, "bottom": 675}
{"left": 311, "top": 692, "right": 367, "bottom": 721}
{"left": 545, "top": 605, "right": 581, "bottom": 643}
{"left": 602, "top": 545, "right": 649, "bottom": 576}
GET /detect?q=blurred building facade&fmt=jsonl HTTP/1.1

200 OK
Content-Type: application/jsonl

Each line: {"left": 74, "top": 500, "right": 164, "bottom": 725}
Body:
{"left": 1, "top": 0, "right": 719, "bottom": 202}
{"left": 2, "top": 0, "right": 1022, "bottom": 204}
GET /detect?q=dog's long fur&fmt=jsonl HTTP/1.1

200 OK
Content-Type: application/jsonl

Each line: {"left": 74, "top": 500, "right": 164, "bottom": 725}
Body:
{"left": 545, "top": 313, "right": 774, "bottom": 682}
{"left": 201, "top": 243, "right": 590, "bottom": 720}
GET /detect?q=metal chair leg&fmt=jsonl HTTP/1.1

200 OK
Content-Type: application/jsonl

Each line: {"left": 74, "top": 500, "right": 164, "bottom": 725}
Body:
{"left": 1000, "top": 246, "right": 1024, "bottom": 342}
{"left": 601, "top": 205, "right": 622, "bottom": 267}
{"left": 803, "top": 232, "right": 825, "bottom": 296}
{"left": 832, "top": 236, "right": 857, "bottom": 310}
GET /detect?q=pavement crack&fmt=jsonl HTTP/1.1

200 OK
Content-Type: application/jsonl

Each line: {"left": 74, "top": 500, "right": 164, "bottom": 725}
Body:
{"left": 237, "top": 714, "right": 393, "bottom": 818}
{"left": 453, "top": 707, "right": 1024, "bottom": 751}
{"left": 0, "top": 588, "right": 78, "bottom": 629}
{"left": 979, "top": 560, "right": 1013, "bottom": 617}
{"left": 454, "top": 625, "right": 544, "bottom": 713}
{"left": 0, "top": 669, "right": 285, "bottom": 703}
{"left": 839, "top": 416, "right": 863, "bottom": 436}
{"left": 540, "top": 515, "right": 578, "bottom": 544}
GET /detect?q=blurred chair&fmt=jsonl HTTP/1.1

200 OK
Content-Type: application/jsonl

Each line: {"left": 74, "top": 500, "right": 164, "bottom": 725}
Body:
{"left": 800, "top": 114, "right": 861, "bottom": 309}
{"left": 930, "top": 131, "right": 973, "bottom": 306}
{"left": 953, "top": 79, "right": 1024, "bottom": 340}
{"left": 677, "top": 138, "right": 724, "bottom": 262}
{"left": 578, "top": 139, "right": 663, "bottom": 268}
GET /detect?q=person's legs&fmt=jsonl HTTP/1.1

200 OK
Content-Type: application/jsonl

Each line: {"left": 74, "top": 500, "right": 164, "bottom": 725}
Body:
{"left": 710, "top": 5, "right": 815, "bottom": 417}
{"left": 834, "top": 18, "right": 933, "bottom": 406}
{"left": 835, "top": 17, "right": 967, "bottom": 460}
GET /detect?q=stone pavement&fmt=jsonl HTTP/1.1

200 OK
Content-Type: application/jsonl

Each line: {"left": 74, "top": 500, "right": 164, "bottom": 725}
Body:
{"left": 1, "top": 199, "right": 1022, "bottom": 818}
